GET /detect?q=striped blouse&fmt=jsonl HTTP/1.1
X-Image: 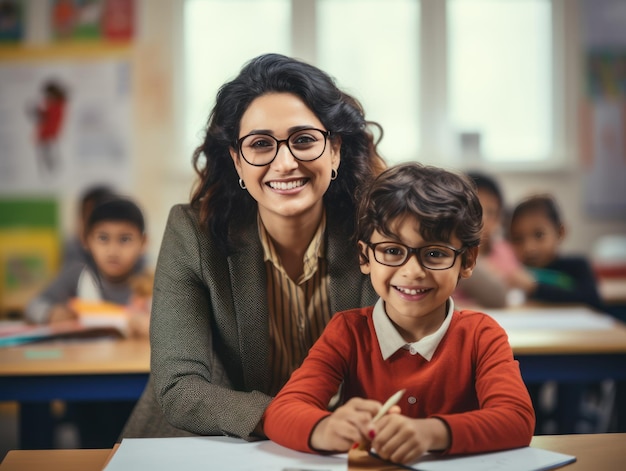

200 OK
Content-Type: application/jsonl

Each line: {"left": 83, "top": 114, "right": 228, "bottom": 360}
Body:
{"left": 258, "top": 213, "right": 331, "bottom": 395}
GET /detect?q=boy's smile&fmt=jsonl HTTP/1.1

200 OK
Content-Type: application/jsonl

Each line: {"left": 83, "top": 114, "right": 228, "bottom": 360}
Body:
{"left": 359, "top": 214, "right": 475, "bottom": 342}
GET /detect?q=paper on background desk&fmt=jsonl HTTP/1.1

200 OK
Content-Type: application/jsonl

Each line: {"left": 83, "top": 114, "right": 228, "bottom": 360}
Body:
{"left": 486, "top": 306, "right": 616, "bottom": 331}
{"left": 104, "top": 436, "right": 347, "bottom": 471}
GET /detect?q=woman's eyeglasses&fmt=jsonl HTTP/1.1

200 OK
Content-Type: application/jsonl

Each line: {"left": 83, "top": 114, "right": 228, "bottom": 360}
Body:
{"left": 237, "top": 128, "right": 331, "bottom": 167}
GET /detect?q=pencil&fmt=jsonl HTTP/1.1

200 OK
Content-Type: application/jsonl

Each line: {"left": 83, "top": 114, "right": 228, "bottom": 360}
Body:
{"left": 357, "top": 389, "right": 406, "bottom": 451}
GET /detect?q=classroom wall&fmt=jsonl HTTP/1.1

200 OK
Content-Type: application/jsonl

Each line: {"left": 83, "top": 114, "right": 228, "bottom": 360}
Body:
{"left": 45, "top": 0, "right": 626, "bottom": 264}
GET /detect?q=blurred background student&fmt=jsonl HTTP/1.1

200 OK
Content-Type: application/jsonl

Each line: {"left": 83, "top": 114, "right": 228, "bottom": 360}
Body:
{"left": 455, "top": 172, "right": 534, "bottom": 308}
{"left": 510, "top": 194, "right": 605, "bottom": 311}
{"left": 62, "top": 184, "right": 117, "bottom": 268}
{"left": 509, "top": 193, "right": 611, "bottom": 435}
{"left": 24, "top": 197, "right": 153, "bottom": 448}
{"left": 26, "top": 197, "right": 150, "bottom": 326}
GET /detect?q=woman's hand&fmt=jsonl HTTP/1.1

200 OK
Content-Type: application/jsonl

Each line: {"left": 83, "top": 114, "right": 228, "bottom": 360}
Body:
{"left": 371, "top": 416, "right": 450, "bottom": 465}
{"left": 309, "top": 397, "right": 381, "bottom": 452}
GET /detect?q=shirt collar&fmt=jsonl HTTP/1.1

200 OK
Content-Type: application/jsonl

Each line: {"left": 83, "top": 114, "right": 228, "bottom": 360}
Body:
{"left": 373, "top": 297, "right": 455, "bottom": 361}
{"left": 257, "top": 211, "right": 326, "bottom": 284}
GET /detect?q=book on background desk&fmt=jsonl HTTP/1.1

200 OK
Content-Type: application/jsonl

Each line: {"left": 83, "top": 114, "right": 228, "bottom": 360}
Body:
{"left": 369, "top": 446, "right": 576, "bottom": 471}
{"left": 0, "top": 300, "right": 128, "bottom": 347}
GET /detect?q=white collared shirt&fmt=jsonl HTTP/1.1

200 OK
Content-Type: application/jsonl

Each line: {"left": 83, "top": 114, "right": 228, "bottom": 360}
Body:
{"left": 373, "top": 297, "right": 455, "bottom": 361}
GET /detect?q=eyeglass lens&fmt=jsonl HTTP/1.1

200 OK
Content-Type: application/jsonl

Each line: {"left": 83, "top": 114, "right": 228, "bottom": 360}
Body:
{"left": 372, "top": 243, "right": 459, "bottom": 269}
{"left": 239, "top": 128, "right": 327, "bottom": 166}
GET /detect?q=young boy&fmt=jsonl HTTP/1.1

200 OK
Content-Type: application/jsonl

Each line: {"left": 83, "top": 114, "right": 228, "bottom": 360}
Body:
{"left": 62, "top": 184, "right": 117, "bottom": 267}
{"left": 26, "top": 197, "right": 149, "bottom": 325}
{"left": 263, "top": 163, "right": 535, "bottom": 465}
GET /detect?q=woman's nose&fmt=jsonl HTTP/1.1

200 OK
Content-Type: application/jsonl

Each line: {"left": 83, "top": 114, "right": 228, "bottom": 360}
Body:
{"left": 271, "top": 142, "right": 299, "bottom": 171}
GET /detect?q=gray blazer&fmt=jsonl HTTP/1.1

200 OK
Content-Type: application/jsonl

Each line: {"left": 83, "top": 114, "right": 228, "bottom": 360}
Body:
{"left": 121, "top": 204, "right": 377, "bottom": 440}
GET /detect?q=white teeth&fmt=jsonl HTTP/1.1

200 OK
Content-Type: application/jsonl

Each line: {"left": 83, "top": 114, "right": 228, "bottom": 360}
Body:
{"left": 268, "top": 179, "right": 306, "bottom": 190}
{"left": 396, "top": 287, "right": 427, "bottom": 295}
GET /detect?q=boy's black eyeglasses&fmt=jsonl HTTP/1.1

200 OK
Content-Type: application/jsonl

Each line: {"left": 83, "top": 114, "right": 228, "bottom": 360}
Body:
{"left": 366, "top": 242, "right": 466, "bottom": 270}
{"left": 237, "top": 128, "right": 331, "bottom": 166}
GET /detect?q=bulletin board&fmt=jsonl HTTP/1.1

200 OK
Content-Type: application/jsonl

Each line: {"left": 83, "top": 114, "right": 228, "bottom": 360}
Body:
{"left": 0, "top": 46, "right": 134, "bottom": 196}
{"left": 580, "top": 0, "right": 626, "bottom": 220}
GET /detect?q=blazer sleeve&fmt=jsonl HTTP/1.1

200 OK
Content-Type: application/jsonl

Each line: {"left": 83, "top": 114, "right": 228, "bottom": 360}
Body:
{"left": 150, "top": 205, "right": 271, "bottom": 439}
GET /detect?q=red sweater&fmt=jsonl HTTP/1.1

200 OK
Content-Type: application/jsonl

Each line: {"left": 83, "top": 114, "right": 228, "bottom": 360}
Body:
{"left": 264, "top": 307, "right": 535, "bottom": 455}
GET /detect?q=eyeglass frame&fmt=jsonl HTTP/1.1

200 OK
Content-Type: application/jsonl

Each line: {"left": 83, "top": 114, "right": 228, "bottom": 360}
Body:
{"left": 236, "top": 127, "right": 332, "bottom": 167}
{"left": 364, "top": 241, "right": 467, "bottom": 270}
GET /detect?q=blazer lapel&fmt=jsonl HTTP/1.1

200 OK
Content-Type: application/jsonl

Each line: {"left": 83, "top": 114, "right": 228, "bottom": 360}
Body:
{"left": 228, "top": 223, "right": 271, "bottom": 393}
{"left": 326, "top": 213, "right": 370, "bottom": 315}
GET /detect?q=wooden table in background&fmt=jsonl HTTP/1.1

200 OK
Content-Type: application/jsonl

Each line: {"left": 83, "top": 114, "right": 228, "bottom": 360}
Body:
{"left": 0, "top": 449, "right": 113, "bottom": 471}
{"left": 487, "top": 307, "right": 626, "bottom": 384}
{"left": 0, "top": 337, "right": 150, "bottom": 449}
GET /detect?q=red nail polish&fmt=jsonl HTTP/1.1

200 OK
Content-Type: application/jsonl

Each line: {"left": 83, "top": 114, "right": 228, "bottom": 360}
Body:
{"left": 352, "top": 443, "right": 359, "bottom": 449}
{"left": 368, "top": 429, "right": 376, "bottom": 439}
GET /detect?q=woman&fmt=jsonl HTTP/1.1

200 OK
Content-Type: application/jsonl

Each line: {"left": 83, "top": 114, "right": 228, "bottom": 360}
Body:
{"left": 121, "top": 53, "right": 385, "bottom": 440}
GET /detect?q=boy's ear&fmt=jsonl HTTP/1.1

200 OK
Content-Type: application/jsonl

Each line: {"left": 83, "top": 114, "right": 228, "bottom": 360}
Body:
{"left": 357, "top": 241, "right": 371, "bottom": 275}
{"left": 459, "top": 246, "right": 479, "bottom": 280}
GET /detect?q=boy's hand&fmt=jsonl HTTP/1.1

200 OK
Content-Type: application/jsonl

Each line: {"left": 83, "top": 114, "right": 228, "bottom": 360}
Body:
{"left": 371, "top": 416, "right": 450, "bottom": 465}
{"left": 48, "top": 304, "right": 79, "bottom": 323}
{"left": 310, "top": 397, "right": 381, "bottom": 452}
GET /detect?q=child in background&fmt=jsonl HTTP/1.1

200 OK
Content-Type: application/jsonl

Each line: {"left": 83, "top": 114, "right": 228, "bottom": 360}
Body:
{"left": 264, "top": 163, "right": 534, "bottom": 465}
{"left": 26, "top": 197, "right": 150, "bottom": 330}
{"left": 62, "top": 184, "right": 117, "bottom": 267}
{"left": 510, "top": 194, "right": 608, "bottom": 434}
{"left": 24, "top": 197, "right": 151, "bottom": 448}
{"left": 509, "top": 194, "right": 604, "bottom": 311}
{"left": 455, "top": 172, "right": 534, "bottom": 308}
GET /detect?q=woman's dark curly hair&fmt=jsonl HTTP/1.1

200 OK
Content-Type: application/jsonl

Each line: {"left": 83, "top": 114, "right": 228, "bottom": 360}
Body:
{"left": 356, "top": 163, "right": 483, "bottom": 267}
{"left": 190, "top": 53, "right": 385, "bottom": 251}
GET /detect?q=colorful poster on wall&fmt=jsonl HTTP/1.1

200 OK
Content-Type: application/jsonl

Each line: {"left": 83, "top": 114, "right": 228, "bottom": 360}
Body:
{"left": 52, "top": 0, "right": 134, "bottom": 41}
{"left": 0, "top": 58, "right": 133, "bottom": 194}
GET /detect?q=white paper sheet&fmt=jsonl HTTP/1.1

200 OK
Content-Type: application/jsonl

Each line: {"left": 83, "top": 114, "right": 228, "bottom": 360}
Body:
{"left": 397, "top": 446, "right": 576, "bottom": 471}
{"left": 104, "top": 437, "right": 347, "bottom": 471}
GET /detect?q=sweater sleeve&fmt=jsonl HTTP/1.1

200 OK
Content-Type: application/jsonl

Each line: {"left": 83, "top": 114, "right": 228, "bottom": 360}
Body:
{"left": 264, "top": 312, "right": 354, "bottom": 452}
{"left": 433, "top": 314, "right": 535, "bottom": 454}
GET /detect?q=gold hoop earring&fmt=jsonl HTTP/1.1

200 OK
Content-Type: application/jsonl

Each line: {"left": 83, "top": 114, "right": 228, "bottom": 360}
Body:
{"left": 331, "top": 169, "right": 338, "bottom": 181}
{"left": 238, "top": 178, "right": 246, "bottom": 190}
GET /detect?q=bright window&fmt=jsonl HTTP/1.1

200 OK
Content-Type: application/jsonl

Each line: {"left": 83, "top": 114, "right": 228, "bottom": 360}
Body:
{"left": 183, "top": 0, "right": 291, "bottom": 159}
{"left": 317, "top": 0, "right": 420, "bottom": 163}
{"left": 183, "top": 0, "right": 564, "bottom": 169}
{"left": 447, "top": 0, "right": 553, "bottom": 162}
